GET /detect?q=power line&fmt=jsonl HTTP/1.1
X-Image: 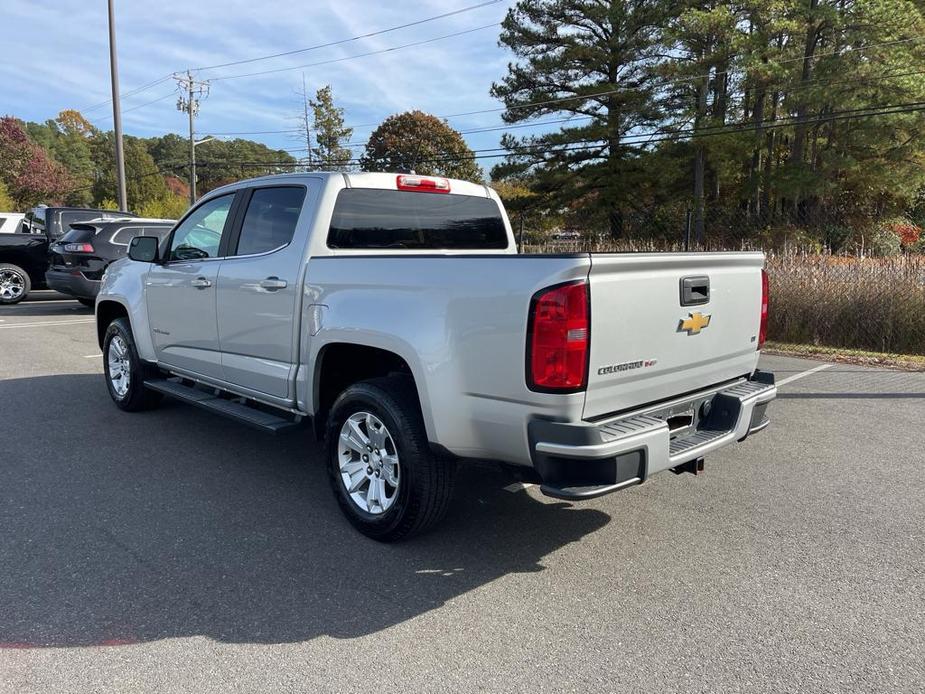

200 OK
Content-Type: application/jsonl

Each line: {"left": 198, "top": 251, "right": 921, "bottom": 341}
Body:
{"left": 208, "top": 62, "right": 925, "bottom": 143}
{"left": 81, "top": 75, "right": 175, "bottom": 114}
{"left": 271, "top": 116, "right": 594, "bottom": 154}
{"left": 90, "top": 28, "right": 925, "bottom": 136}
{"left": 93, "top": 91, "right": 177, "bottom": 121}
{"left": 209, "top": 22, "right": 500, "bottom": 82}
{"left": 73, "top": 2, "right": 502, "bottom": 113}
{"left": 193, "top": 0, "right": 503, "bottom": 72}
{"left": 451, "top": 35, "right": 925, "bottom": 121}
{"left": 199, "top": 65, "right": 925, "bottom": 152}
{"left": 76, "top": 25, "right": 925, "bottom": 125}
{"left": 187, "top": 100, "right": 925, "bottom": 169}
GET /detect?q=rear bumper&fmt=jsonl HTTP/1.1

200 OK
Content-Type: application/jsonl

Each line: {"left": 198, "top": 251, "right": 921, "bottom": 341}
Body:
{"left": 45, "top": 269, "right": 101, "bottom": 300}
{"left": 529, "top": 371, "right": 776, "bottom": 500}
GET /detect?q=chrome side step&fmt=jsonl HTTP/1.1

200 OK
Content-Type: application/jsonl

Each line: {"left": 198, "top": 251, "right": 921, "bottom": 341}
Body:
{"left": 144, "top": 378, "right": 302, "bottom": 433}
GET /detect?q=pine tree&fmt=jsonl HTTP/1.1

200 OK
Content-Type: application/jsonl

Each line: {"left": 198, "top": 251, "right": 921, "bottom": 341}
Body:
{"left": 307, "top": 85, "right": 353, "bottom": 171}
{"left": 491, "top": 0, "right": 668, "bottom": 238}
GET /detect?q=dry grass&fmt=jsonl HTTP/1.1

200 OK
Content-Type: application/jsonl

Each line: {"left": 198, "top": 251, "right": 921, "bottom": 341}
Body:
{"left": 767, "top": 254, "right": 925, "bottom": 356}
{"left": 764, "top": 341, "right": 925, "bottom": 371}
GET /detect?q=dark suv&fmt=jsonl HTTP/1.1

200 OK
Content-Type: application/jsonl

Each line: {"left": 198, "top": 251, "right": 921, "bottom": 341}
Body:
{"left": 46, "top": 217, "right": 175, "bottom": 305}
{"left": 0, "top": 207, "right": 138, "bottom": 304}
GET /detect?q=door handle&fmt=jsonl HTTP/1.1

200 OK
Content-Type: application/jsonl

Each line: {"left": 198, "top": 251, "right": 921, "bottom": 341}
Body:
{"left": 258, "top": 277, "right": 288, "bottom": 291}
{"left": 191, "top": 277, "right": 212, "bottom": 289}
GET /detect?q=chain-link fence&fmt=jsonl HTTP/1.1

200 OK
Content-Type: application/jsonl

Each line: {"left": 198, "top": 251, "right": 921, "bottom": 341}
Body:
{"left": 517, "top": 203, "right": 923, "bottom": 255}
{"left": 767, "top": 254, "right": 925, "bottom": 356}
{"left": 519, "top": 208, "right": 925, "bottom": 356}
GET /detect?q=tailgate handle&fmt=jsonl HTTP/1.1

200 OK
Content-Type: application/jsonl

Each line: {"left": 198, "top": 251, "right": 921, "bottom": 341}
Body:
{"left": 680, "top": 276, "right": 710, "bottom": 306}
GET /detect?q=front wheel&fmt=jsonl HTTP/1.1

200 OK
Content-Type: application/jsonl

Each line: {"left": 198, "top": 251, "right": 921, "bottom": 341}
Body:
{"left": 325, "top": 376, "right": 455, "bottom": 542}
{"left": 0, "top": 263, "right": 30, "bottom": 304}
{"left": 103, "top": 317, "right": 162, "bottom": 412}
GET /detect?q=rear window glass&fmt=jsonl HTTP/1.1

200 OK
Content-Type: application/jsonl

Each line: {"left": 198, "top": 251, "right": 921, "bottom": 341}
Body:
{"left": 236, "top": 186, "right": 306, "bottom": 256}
{"left": 57, "top": 212, "right": 105, "bottom": 235}
{"left": 58, "top": 225, "right": 98, "bottom": 243}
{"left": 327, "top": 189, "right": 508, "bottom": 250}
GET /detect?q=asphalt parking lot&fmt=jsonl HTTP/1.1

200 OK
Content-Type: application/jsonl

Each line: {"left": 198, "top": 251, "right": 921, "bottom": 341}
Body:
{"left": 1, "top": 291, "right": 923, "bottom": 693}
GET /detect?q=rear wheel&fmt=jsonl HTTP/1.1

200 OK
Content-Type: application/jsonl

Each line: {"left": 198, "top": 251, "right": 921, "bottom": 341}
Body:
{"left": 326, "top": 376, "right": 455, "bottom": 542}
{"left": 103, "top": 317, "right": 162, "bottom": 412}
{"left": 0, "top": 264, "right": 30, "bottom": 304}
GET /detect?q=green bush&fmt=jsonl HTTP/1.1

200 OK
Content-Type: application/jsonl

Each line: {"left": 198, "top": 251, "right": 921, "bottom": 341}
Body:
{"left": 819, "top": 223, "right": 852, "bottom": 252}
{"left": 0, "top": 181, "right": 16, "bottom": 211}
{"left": 869, "top": 228, "right": 902, "bottom": 256}
{"left": 756, "top": 225, "right": 823, "bottom": 253}
{"left": 137, "top": 193, "right": 188, "bottom": 221}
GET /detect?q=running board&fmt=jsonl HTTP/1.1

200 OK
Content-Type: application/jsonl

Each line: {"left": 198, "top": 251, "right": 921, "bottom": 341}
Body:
{"left": 143, "top": 379, "right": 302, "bottom": 433}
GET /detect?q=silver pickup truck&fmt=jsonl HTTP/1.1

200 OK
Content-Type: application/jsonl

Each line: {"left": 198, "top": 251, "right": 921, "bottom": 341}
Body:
{"left": 96, "top": 172, "right": 775, "bottom": 541}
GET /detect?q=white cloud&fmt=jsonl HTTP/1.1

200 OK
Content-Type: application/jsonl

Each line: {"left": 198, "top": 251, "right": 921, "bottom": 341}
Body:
{"left": 2, "top": 0, "right": 529, "bottom": 163}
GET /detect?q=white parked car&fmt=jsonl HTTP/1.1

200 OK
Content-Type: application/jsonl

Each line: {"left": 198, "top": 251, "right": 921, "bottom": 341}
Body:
{"left": 0, "top": 213, "right": 25, "bottom": 234}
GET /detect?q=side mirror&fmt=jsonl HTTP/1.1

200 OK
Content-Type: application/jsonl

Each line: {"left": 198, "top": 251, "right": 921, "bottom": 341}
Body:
{"left": 128, "top": 235, "right": 161, "bottom": 263}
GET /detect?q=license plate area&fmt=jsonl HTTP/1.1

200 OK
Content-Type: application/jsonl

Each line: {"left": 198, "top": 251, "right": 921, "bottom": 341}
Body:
{"left": 648, "top": 395, "right": 716, "bottom": 440}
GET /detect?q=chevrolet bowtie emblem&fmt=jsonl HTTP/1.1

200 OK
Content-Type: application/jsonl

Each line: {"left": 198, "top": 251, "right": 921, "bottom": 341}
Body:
{"left": 679, "top": 312, "right": 711, "bottom": 335}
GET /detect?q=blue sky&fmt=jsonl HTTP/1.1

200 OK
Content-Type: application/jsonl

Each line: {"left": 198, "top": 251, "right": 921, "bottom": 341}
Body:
{"left": 1, "top": 0, "right": 533, "bottom": 172}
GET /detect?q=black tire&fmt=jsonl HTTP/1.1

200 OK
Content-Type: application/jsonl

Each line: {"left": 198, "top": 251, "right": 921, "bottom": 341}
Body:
{"left": 77, "top": 298, "right": 95, "bottom": 308}
{"left": 0, "top": 263, "right": 31, "bottom": 305}
{"left": 103, "top": 317, "right": 162, "bottom": 412}
{"left": 325, "top": 376, "right": 455, "bottom": 542}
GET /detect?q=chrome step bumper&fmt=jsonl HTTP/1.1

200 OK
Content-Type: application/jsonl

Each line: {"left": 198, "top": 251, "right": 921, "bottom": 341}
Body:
{"left": 530, "top": 372, "right": 776, "bottom": 500}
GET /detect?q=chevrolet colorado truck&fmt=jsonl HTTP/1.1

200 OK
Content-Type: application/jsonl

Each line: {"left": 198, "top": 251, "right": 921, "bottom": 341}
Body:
{"left": 95, "top": 172, "right": 776, "bottom": 541}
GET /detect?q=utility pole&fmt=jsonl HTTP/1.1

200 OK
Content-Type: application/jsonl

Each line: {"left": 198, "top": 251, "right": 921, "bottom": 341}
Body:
{"left": 301, "top": 73, "right": 313, "bottom": 171}
{"left": 107, "top": 0, "right": 127, "bottom": 212}
{"left": 175, "top": 70, "right": 210, "bottom": 205}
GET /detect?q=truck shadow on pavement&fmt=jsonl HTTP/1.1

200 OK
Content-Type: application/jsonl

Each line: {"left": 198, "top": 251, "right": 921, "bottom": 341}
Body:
{"left": 0, "top": 374, "right": 610, "bottom": 649}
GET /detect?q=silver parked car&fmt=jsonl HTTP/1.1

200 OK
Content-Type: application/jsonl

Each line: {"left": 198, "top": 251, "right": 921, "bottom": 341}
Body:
{"left": 95, "top": 172, "right": 775, "bottom": 541}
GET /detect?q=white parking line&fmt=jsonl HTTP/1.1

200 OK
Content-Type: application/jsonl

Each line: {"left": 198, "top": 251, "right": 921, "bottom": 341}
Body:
{"left": 776, "top": 363, "right": 833, "bottom": 386}
{"left": 83, "top": 354, "right": 102, "bottom": 359}
{"left": 2, "top": 300, "right": 82, "bottom": 308}
{"left": 504, "top": 482, "right": 536, "bottom": 493}
{"left": 0, "top": 319, "right": 95, "bottom": 330}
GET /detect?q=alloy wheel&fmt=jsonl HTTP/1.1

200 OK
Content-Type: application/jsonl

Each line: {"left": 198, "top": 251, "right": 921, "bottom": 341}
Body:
{"left": 0, "top": 269, "right": 25, "bottom": 302}
{"left": 107, "top": 335, "right": 131, "bottom": 398}
{"left": 337, "top": 411, "right": 401, "bottom": 514}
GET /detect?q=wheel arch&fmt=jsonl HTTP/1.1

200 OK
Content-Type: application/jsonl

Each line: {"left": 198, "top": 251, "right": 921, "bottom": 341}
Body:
{"left": 96, "top": 299, "right": 131, "bottom": 349}
{"left": 311, "top": 341, "right": 430, "bottom": 441}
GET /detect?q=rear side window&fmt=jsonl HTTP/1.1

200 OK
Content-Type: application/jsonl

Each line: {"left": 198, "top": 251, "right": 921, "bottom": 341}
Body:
{"left": 235, "top": 187, "right": 306, "bottom": 256}
{"left": 328, "top": 189, "right": 508, "bottom": 250}
{"left": 111, "top": 226, "right": 150, "bottom": 246}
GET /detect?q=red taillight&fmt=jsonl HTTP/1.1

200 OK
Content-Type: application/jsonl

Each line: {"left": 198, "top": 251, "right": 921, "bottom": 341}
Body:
{"left": 64, "top": 242, "right": 94, "bottom": 253}
{"left": 527, "top": 281, "right": 590, "bottom": 392}
{"left": 758, "top": 269, "right": 769, "bottom": 349}
{"left": 396, "top": 174, "right": 450, "bottom": 194}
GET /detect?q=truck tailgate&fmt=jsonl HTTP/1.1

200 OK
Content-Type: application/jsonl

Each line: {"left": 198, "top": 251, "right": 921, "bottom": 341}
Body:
{"left": 583, "top": 252, "right": 764, "bottom": 419}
